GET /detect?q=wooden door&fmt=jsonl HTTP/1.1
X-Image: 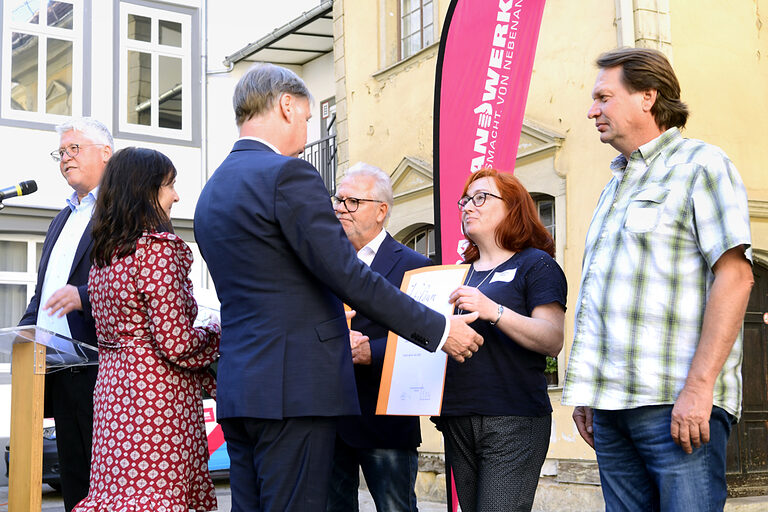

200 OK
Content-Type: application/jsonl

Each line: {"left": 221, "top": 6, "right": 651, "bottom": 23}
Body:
{"left": 726, "top": 262, "right": 768, "bottom": 496}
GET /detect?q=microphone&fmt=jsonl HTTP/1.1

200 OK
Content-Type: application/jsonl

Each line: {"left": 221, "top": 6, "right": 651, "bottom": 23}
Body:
{"left": 0, "top": 180, "right": 38, "bottom": 201}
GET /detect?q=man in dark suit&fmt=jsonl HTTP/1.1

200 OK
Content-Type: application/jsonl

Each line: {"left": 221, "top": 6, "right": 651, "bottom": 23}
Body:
{"left": 194, "top": 63, "right": 483, "bottom": 512}
{"left": 327, "top": 163, "right": 430, "bottom": 512}
{"left": 19, "top": 118, "right": 113, "bottom": 511}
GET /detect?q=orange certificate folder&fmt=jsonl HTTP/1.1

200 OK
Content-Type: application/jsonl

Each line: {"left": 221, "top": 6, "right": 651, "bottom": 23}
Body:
{"left": 376, "top": 265, "right": 469, "bottom": 416}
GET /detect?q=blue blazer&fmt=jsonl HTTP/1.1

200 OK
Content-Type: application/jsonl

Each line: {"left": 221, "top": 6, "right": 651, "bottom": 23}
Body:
{"left": 20, "top": 207, "right": 97, "bottom": 349}
{"left": 337, "top": 233, "right": 431, "bottom": 449}
{"left": 193, "top": 140, "right": 446, "bottom": 420}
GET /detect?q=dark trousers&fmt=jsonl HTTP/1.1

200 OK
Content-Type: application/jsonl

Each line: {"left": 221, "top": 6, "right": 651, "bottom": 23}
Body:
{"left": 440, "top": 415, "right": 551, "bottom": 512}
{"left": 48, "top": 366, "right": 98, "bottom": 512}
{"left": 221, "top": 416, "right": 338, "bottom": 512}
{"left": 327, "top": 436, "right": 419, "bottom": 512}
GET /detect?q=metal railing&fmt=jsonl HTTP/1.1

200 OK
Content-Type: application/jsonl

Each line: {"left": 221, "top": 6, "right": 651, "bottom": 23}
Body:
{"left": 301, "top": 133, "right": 337, "bottom": 194}
{"left": 301, "top": 112, "right": 337, "bottom": 193}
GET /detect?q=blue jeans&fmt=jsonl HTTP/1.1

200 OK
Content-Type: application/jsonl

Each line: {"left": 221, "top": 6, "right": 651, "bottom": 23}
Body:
{"left": 326, "top": 437, "right": 418, "bottom": 512}
{"left": 593, "top": 405, "right": 733, "bottom": 512}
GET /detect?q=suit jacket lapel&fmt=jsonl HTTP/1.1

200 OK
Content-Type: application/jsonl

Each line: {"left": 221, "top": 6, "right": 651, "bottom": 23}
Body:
{"left": 37, "top": 208, "right": 71, "bottom": 286}
{"left": 370, "top": 233, "right": 402, "bottom": 279}
{"left": 69, "top": 218, "right": 94, "bottom": 280}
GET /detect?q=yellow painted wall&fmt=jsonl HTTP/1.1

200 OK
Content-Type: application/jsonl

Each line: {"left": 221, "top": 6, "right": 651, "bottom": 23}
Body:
{"left": 341, "top": 0, "right": 768, "bottom": 462}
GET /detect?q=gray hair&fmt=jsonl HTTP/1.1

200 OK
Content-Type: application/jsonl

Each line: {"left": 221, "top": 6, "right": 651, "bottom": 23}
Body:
{"left": 343, "top": 162, "right": 394, "bottom": 223}
{"left": 55, "top": 117, "right": 114, "bottom": 149}
{"left": 233, "top": 63, "right": 313, "bottom": 126}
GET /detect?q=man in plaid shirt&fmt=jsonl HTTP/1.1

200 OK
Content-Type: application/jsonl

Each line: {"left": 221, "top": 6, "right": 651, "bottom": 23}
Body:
{"left": 562, "top": 47, "right": 753, "bottom": 511}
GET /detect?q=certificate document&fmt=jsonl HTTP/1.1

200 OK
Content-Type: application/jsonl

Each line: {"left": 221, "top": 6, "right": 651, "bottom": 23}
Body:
{"left": 376, "top": 265, "right": 468, "bottom": 416}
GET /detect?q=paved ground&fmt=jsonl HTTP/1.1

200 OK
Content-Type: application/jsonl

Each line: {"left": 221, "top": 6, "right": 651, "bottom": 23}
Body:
{"left": 0, "top": 482, "right": 447, "bottom": 511}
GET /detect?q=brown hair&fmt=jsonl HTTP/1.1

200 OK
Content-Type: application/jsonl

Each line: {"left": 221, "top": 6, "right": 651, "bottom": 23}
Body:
{"left": 460, "top": 169, "right": 555, "bottom": 263}
{"left": 91, "top": 147, "right": 176, "bottom": 267}
{"left": 596, "top": 47, "right": 689, "bottom": 130}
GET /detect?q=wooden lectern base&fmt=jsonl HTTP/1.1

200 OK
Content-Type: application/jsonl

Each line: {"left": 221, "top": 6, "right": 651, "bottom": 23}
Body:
{"left": 9, "top": 341, "right": 46, "bottom": 511}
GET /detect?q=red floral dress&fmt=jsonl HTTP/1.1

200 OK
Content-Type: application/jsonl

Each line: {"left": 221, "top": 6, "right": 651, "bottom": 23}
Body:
{"left": 74, "top": 233, "right": 220, "bottom": 512}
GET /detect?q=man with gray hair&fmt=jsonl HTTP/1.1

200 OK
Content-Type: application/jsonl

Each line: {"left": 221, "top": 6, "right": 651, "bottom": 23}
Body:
{"left": 195, "top": 63, "right": 483, "bottom": 511}
{"left": 327, "top": 163, "right": 430, "bottom": 512}
{"left": 20, "top": 117, "right": 113, "bottom": 511}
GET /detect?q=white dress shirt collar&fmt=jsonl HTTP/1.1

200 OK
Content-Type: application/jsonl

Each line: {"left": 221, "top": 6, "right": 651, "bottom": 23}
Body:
{"left": 66, "top": 186, "right": 98, "bottom": 212}
{"left": 356, "top": 228, "right": 387, "bottom": 267}
{"left": 239, "top": 136, "right": 281, "bottom": 155}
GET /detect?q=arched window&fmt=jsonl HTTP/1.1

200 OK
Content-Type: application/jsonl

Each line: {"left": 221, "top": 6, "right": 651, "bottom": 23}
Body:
{"left": 401, "top": 225, "right": 435, "bottom": 262}
{"left": 531, "top": 193, "right": 555, "bottom": 242}
{"left": 530, "top": 193, "right": 558, "bottom": 386}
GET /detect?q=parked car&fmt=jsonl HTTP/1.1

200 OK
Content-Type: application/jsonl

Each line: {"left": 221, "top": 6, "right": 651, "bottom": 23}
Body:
{"left": 4, "top": 418, "right": 61, "bottom": 490}
{"left": 4, "top": 399, "right": 230, "bottom": 489}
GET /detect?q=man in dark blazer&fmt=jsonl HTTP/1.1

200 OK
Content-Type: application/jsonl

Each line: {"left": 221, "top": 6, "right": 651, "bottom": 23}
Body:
{"left": 19, "top": 118, "right": 113, "bottom": 511}
{"left": 327, "top": 163, "right": 430, "bottom": 512}
{"left": 194, "top": 64, "right": 483, "bottom": 512}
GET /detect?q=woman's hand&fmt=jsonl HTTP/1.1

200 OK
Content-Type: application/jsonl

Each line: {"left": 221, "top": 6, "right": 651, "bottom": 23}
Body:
{"left": 449, "top": 285, "right": 497, "bottom": 321}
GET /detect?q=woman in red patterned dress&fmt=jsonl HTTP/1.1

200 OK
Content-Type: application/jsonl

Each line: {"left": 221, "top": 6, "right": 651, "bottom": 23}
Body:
{"left": 74, "top": 147, "right": 220, "bottom": 512}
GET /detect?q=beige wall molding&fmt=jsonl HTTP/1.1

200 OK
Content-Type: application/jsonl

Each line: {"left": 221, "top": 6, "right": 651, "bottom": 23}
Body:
{"left": 517, "top": 121, "right": 565, "bottom": 174}
{"left": 391, "top": 156, "right": 434, "bottom": 201}
{"left": 749, "top": 199, "right": 768, "bottom": 219}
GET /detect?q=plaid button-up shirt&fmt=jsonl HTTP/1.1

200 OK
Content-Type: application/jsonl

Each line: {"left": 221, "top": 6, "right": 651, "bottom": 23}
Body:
{"left": 562, "top": 128, "right": 752, "bottom": 418}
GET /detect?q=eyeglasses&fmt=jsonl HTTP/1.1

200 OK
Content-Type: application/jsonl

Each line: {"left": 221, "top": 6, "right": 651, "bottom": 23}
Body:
{"left": 50, "top": 143, "right": 104, "bottom": 162}
{"left": 457, "top": 191, "right": 503, "bottom": 210}
{"left": 331, "top": 196, "right": 384, "bottom": 213}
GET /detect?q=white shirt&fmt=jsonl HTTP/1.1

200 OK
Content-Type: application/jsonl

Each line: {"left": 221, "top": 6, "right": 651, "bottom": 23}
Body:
{"left": 239, "top": 136, "right": 281, "bottom": 155}
{"left": 356, "top": 227, "right": 387, "bottom": 267}
{"left": 37, "top": 189, "right": 98, "bottom": 337}
{"left": 355, "top": 228, "right": 450, "bottom": 351}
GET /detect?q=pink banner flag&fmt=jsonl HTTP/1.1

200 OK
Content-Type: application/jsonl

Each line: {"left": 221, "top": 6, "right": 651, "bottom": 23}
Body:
{"left": 433, "top": 0, "right": 546, "bottom": 263}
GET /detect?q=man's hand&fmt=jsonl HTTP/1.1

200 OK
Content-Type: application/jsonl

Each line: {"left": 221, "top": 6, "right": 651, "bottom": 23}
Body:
{"left": 442, "top": 312, "right": 483, "bottom": 363}
{"left": 350, "top": 329, "right": 371, "bottom": 365}
{"left": 43, "top": 285, "right": 82, "bottom": 318}
{"left": 670, "top": 384, "right": 713, "bottom": 454}
{"left": 573, "top": 406, "right": 595, "bottom": 449}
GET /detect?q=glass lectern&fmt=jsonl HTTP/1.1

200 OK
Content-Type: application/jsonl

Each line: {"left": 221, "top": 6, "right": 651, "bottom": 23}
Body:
{"left": 0, "top": 325, "right": 97, "bottom": 511}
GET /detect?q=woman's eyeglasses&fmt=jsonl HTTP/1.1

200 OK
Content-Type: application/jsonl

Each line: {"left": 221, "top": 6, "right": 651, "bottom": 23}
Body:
{"left": 457, "top": 191, "right": 502, "bottom": 210}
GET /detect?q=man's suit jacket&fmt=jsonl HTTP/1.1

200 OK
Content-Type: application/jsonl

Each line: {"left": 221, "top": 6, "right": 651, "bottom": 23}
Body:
{"left": 193, "top": 139, "right": 446, "bottom": 420}
{"left": 20, "top": 207, "right": 97, "bottom": 348}
{"left": 337, "top": 233, "right": 431, "bottom": 450}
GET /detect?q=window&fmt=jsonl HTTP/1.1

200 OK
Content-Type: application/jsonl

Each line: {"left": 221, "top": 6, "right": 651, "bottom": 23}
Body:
{"left": 0, "top": 237, "right": 43, "bottom": 366}
{"left": 1, "top": 0, "right": 84, "bottom": 123}
{"left": 531, "top": 193, "right": 558, "bottom": 386}
{"left": 533, "top": 194, "right": 555, "bottom": 242}
{"left": 402, "top": 225, "right": 436, "bottom": 262}
{"left": 400, "top": 0, "right": 434, "bottom": 59}
{"left": 118, "top": 2, "right": 192, "bottom": 140}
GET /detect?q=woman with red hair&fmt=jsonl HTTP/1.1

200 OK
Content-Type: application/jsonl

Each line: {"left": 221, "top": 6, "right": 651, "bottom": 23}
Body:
{"left": 438, "top": 168, "right": 567, "bottom": 512}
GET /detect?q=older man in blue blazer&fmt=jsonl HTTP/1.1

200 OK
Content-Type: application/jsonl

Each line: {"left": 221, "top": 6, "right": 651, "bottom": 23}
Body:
{"left": 194, "top": 64, "right": 483, "bottom": 512}
{"left": 327, "top": 163, "right": 431, "bottom": 512}
{"left": 20, "top": 118, "right": 112, "bottom": 511}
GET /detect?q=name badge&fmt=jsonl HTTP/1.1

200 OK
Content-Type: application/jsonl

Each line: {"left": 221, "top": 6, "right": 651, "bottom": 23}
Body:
{"left": 490, "top": 268, "right": 517, "bottom": 283}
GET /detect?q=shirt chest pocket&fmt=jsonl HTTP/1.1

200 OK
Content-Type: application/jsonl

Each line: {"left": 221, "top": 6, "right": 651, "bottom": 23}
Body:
{"left": 624, "top": 186, "right": 669, "bottom": 233}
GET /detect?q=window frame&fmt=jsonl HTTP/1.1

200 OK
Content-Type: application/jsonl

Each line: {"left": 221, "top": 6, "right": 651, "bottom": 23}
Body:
{"left": 401, "top": 224, "right": 436, "bottom": 263}
{"left": 0, "top": 234, "right": 44, "bottom": 369}
{"left": 532, "top": 193, "right": 556, "bottom": 243}
{"left": 398, "top": 0, "right": 435, "bottom": 61}
{"left": 0, "top": 0, "right": 87, "bottom": 126}
{"left": 115, "top": 0, "right": 195, "bottom": 143}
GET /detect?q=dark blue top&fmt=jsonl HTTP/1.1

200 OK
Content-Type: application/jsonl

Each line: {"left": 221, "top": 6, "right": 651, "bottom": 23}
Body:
{"left": 440, "top": 247, "right": 567, "bottom": 417}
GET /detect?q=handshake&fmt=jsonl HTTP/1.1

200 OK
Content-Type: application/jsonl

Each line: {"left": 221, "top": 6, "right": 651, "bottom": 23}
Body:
{"left": 347, "top": 309, "right": 484, "bottom": 363}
